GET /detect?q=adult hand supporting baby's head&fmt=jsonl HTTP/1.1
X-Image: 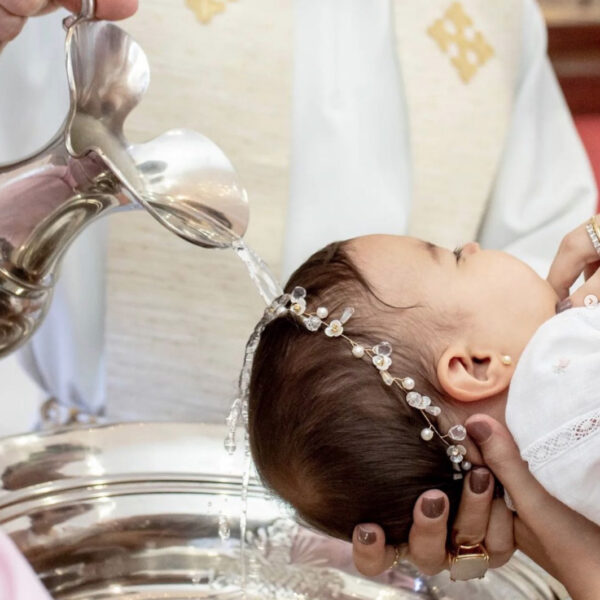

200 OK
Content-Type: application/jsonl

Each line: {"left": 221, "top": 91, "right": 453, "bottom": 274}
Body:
{"left": 0, "top": 0, "right": 137, "bottom": 50}
{"left": 352, "top": 465, "right": 514, "bottom": 577}
{"left": 466, "top": 415, "right": 600, "bottom": 600}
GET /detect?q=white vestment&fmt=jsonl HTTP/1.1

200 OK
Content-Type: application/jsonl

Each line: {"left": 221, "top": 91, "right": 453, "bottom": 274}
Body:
{"left": 506, "top": 306, "right": 600, "bottom": 526}
{"left": 285, "top": 0, "right": 596, "bottom": 277}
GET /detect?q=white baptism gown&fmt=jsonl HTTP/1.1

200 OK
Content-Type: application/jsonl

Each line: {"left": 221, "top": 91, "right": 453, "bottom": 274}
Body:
{"left": 506, "top": 306, "right": 600, "bottom": 526}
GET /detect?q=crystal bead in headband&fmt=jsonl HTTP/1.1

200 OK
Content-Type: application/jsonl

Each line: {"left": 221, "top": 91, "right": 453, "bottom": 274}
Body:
{"left": 304, "top": 316, "right": 322, "bottom": 332}
{"left": 372, "top": 342, "right": 393, "bottom": 371}
{"left": 406, "top": 391, "right": 428, "bottom": 409}
{"left": 325, "top": 320, "right": 344, "bottom": 337}
{"left": 448, "top": 424, "right": 467, "bottom": 441}
{"left": 447, "top": 444, "right": 467, "bottom": 464}
{"left": 372, "top": 342, "right": 392, "bottom": 356}
{"left": 340, "top": 306, "right": 355, "bottom": 324}
{"left": 291, "top": 287, "right": 307, "bottom": 315}
{"left": 380, "top": 370, "right": 394, "bottom": 386}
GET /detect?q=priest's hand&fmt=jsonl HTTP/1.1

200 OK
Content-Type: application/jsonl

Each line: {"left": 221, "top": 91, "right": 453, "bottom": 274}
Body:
{"left": 0, "top": 0, "right": 137, "bottom": 50}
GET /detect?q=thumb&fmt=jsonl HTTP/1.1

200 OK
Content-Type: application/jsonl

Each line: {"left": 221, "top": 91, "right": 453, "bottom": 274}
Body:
{"left": 58, "top": 0, "right": 138, "bottom": 20}
{"left": 465, "top": 415, "right": 546, "bottom": 515}
{"left": 352, "top": 523, "right": 395, "bottom": 576}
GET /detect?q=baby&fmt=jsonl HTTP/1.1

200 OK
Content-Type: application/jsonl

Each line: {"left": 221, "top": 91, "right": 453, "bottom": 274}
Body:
{"left": 248, "top": 235, "right": 600, "bottom": 546}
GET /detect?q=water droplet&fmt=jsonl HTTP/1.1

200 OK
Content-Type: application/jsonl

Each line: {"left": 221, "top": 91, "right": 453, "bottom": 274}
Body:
{"left": 218, "top": 513, "right": 230, "bottom": 542}
{"left": 224, "top": 436, "right": 236, "bottom": 455}
{"left": 232, "top": 239, "right": 283, "bottom": 305}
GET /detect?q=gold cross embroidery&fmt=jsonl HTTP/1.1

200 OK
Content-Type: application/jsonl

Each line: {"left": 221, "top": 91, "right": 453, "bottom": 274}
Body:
{"left": 186, "top": 0, "right": 237, "bottom": 24}
{"left": 427, "top": 2, "right": 494, "bottom": 84}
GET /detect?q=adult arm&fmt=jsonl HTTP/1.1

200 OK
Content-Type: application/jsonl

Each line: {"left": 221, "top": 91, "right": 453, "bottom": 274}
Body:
{"left": 353, "top": 418, "right": 600, "bottom": 598}
{"left": 0, "top": 0, "right": 137, "bottom": 50}
{"left": 478, "top": 0, "right": 596, "bottom": 277}
{"left": 466, "top": 416, "right": 600, "bottom": 600}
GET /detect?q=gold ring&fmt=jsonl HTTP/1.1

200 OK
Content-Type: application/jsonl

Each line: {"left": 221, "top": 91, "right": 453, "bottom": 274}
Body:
{"left": 586, "top": 217, "right": 600, "bottom": 257}
{"left": 592, "top": 215, "right": 600, "bottom": 245}
{"left": 449, "top": 542, "right": 489, "bottom": 581}
{"left": 390, "top": 544, "right": 407, "bottom": 569}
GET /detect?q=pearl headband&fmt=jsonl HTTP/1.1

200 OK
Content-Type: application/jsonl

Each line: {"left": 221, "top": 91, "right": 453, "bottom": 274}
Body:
{"left": 280, "top": 286, "right": 472, "bottom": 478}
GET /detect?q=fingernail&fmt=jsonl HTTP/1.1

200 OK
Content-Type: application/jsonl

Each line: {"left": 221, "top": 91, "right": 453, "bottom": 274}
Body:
{"left": 421, "top": 494, "right": 445, "bottom": 519}
{"left": 469, "top": 468, "right": 491, "bottom": 494}
{"left": 466, "top": 421, "right": 492, "bottom": 444}
{"left": 357, "top": 525, "right": 377, "bottom": 545}
{"left": 555, "top": 298, "right": 572, "bottom": 314}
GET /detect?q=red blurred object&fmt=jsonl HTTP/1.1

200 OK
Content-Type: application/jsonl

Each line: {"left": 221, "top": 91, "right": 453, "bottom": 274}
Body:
{"left": 575, "top": 115, "right": 600, "bottom": 208}
{"left": 546, "top": 22, "right": 600, "bottom": 208}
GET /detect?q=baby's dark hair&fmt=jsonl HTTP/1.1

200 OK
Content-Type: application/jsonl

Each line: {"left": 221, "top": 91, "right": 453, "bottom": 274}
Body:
{"left": 248, "top": 240, "right": 463, "bottom": 545}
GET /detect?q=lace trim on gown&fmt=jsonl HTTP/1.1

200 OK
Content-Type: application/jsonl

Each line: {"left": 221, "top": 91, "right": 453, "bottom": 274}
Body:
{"left": 521, "top": 407, "right": 600, "bottom": 470}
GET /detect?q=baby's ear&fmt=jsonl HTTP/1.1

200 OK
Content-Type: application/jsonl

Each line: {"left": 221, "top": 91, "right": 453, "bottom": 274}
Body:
{"left": 436, "top": 344, "right": 511, "bottom": 402}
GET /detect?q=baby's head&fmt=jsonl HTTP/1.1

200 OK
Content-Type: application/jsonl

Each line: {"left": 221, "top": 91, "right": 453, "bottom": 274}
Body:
{"left": 248, "top": 235, "right": 557, "bottom": 545}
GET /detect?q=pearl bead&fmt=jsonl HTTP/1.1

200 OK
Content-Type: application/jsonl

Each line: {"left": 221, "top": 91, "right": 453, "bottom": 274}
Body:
{"left": 420, "top": 427, "right": 434, "bottom": 441}
{"left": 401, "top": 377, "right": 415, "bottom": 390}
{"left": 461, "top": 461, "right": 472, "bottom": 471}
{"left": 316, "top": 307, "right": 329, "bottom": 319}
{"left": 352, "top": 345, "right": 365, "bottom": 358}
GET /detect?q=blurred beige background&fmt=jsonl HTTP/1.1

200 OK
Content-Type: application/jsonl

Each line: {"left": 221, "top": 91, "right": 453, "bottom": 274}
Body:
{"left": 105, "top": 0, "right": 292, "bottom": 422}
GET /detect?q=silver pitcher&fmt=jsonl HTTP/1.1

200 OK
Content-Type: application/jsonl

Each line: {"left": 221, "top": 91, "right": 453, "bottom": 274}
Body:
{"left": 0, "top": 0, "right": 249, "bottom": 357}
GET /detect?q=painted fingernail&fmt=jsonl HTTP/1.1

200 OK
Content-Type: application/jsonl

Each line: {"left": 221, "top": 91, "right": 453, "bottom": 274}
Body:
{"left": 466, "top": 421, "right": 492, "bottom": 444}
{"left": 357, "top": 525, "right": 377, "bottom": 545}
{"left": 555, "top": 298, "right": 572, "bottom": 314}
{"left": 421, "top": 494, "right": 445, "bottom": 519}
{"left": 469, "top": 468, "right": 491, "bottom": 494}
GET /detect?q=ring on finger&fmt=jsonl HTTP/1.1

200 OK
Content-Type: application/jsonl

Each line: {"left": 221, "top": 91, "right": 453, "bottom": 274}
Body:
{"left": 449, "top": 542, "right": 489, "bottom": 581}
{"left": 586, "top": 217, "right": 600, "bottom": 258}
{"left": 389, "top": 544, "right": 408, "bottom": 569}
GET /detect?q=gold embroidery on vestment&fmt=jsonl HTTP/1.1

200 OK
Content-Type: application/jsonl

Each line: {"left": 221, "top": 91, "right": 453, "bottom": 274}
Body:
{"left": 427, "top": 2, "right": 494, "bottom": 83}
{"left": 186, "top": 0, "right": 237, "bottom": 24}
